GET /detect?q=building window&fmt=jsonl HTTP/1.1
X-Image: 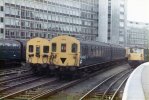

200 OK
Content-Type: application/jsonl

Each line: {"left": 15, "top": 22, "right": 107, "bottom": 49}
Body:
{"left": 21, "top": 10, "right": 25, "bottom": 17}
{"left": 0, "top": 6, "right": 4, "bottom": 11}
{"left": 0, "top": 17, "right": 3, "bottom": 22}
{"left": 0, "top": 29, "right": 4, "bottom": 34}
{"left": 30, "top": 33, "right": 34, "bottom": 37}
{"left": 10, "top": 31, "right": 15, "bottom": 37}
{"left": 5, "top": 30, "right": 10, "bottom": 36}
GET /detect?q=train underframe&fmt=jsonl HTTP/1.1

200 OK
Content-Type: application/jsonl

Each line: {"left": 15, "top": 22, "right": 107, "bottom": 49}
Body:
{"left": 29, "top": 58, "right": 126, "bottom": 79}
{"left": 30, "top": 63, "right": 49, "bottom": 75}
{"left": 30, "top": 63, "right": 58, "bottom": 75}
{"left": 0, "top": 59, "right": 22, "bottom": 67}
{"left": 55, "top": 58, "right": 126, "bottom": 79}
{"left": 128, "top": 60, "right": 144, "bottom": 68}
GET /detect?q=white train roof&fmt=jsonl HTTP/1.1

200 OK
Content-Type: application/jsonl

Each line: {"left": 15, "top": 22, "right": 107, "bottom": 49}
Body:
{"left": 122, "top": 62, "right": 149, "bottom": 100}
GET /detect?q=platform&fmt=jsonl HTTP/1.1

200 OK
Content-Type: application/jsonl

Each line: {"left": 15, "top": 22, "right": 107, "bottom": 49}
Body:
{"left": 122, "top": 62, "right": 149, "bottom": 100}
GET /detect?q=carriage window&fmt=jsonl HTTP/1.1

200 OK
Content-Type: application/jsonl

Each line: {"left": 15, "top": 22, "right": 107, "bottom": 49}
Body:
{"left": 29, "top": 45, "right": 33, "bottom": 52}
{"left": 43, "top": 46, "right": 49, "bottom": 53}
{"left": 130, "top": 48, "right": 142, "bottom": 53}
{"left": 72, "top": 43, "right": 77, "bottom": 53}
{"left": 61, "top": 44, "right": 66, "bottom": 52}
{"left": 52, "top": 43, "right": 56, "bottom": 52}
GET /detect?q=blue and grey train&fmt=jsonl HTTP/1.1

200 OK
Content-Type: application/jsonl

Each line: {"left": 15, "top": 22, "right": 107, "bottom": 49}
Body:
{"left": 0, "top": 39, "right": 26, "bottom": 67}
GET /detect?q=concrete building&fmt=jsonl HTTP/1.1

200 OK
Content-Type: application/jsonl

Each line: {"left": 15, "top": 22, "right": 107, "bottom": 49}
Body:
{"left": 98, "top": 0, "right": 127, "bottom": 46}
{"left": 0, "top": 0, "right": 98, "bottom": 41}
{"left": 0, "top": 0, "right": 127, "bottom": 44}
{"left": 126, "top": 21, "right": 149, "bottom": 48}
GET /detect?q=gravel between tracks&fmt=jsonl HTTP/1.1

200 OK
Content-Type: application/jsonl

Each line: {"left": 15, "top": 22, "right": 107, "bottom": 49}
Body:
{"left": 0, "top": 77, "right": 56, "bottom": 99}
{"left": 48, "top": 64, "right": 131, "bottom": 100}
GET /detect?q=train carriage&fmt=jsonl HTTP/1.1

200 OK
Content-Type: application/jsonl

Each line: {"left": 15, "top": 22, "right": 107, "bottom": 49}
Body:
{"left": 0, "top": 39, "right": 25, "bottom": 67}
{"left": 79, "top": 42, "right": 112, "bottom": 66}
{"left": 49, "top": 35, "right": 126, "bottom": 77}
{"left": 26, "top": 37, "right": 51, "bottom": 74}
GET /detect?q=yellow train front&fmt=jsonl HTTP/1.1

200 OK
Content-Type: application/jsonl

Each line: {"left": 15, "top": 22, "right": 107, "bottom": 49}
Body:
{"left": 26, "top": 37, "right": 51, "bottom": 74}
{"left": 50, "top": 35, "right": 80, "bottom": 75}
{"left": 127, "top": 48, "right": 145, "bottom": 68}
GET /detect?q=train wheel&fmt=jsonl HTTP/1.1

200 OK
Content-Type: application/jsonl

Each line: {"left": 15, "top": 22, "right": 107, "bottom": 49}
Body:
{"left": 45, "top": 67, "right": 52, "bottom": 76}
{"left": 58, "top": 73, "right": 65, "bottom": 80}
{"left": 72, "top": 70, "right": 81, "bottom": 79}
{"left": 31, "top": 67, "right": 38, "bottom": 75}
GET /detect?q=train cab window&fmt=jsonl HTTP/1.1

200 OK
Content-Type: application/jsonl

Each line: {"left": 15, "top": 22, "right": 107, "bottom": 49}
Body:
{"left": 36, "top": 46, "right": 40, "bottom": 55}
{"left": 29, "top": 45, "right": 33, "bottom": 52}
{"left": 130, "top": 48, "right": 133, "bottom": 53}
{"left": 43, "top": 46, "right": 49, "bottom": 53}
{"left": 61, "top": 43, "right": 66, "bottom": 52}
{"left": 72, "top": 43, "right": 77, "bottom": 53}
{"left": 52, "top": 43, "right": 56, "bottom": 52}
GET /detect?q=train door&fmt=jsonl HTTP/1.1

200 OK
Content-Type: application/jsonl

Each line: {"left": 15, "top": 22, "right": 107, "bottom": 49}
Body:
{"left": 61, "top": 43, "right": 66, "bottom": 53}
{"left": 28, "top": 45, "right": 33, "bottom": 52}
{"left": 72, "top": 43, "right": 78, "bottom": 66}
{"left": 36, "top": 45, "right": 40, "bottom": 57}
{"left": 42, "top": 45, "right": 49, "bottom": 64}
{"left": 27, "top": 45, "right": 34, "bottom": 63}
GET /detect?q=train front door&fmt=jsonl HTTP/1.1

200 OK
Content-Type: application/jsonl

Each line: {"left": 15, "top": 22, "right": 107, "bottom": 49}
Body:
{"left": 36, "top": 45, "right": 40, "bottom": 57}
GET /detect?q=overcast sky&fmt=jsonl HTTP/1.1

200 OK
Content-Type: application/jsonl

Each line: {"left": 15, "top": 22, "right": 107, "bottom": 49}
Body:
{"left": 127, "top": 0, "right": 149, "bottom": 23}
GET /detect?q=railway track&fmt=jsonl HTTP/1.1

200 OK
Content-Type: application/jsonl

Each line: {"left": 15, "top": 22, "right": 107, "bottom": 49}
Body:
{"left": 0, "top": 71, "right": 33, "bottom": 84}
{"left": 30, "top": 67, "right": 127, "bottom": 100}
{"left": 0, "top": 75, "right": 44, "bottom": 93}
{"left": 0, "top": 73, "right": 33, "bottom": 85}
{"left": 0, "top": 76, "right": 88, "bottom": 100}
{"left": 0, "top": 62, "right": 128, "bottom": 100}
{"left": 0, "top": 66, "right": 31, "bottom": 77}
{"left": 0, "top": 64, "right": 128, "bottom": 100}
{"left": 0, "top": 77, "right": 57, "bottom": 100}
{"left": 0, "top": 65, "right": 115, "bottom": 100}
{"left": 79, "top": 69, "right": 132, "bottom": 100}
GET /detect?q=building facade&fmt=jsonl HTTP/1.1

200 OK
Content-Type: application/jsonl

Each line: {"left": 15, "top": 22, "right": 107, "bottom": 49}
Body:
{"left": 126, "top": 21, "right": 149, "bottom": 48}
{"left": 0, "top": 0, "right": 98, "bottom": 41}
{"left": 98, "top": 0, "right": 127, "bottom": 46}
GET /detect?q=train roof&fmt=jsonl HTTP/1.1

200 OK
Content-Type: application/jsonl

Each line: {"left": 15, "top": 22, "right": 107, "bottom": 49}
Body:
{"left": 52, "top": 35, "right": 124, "bottom": 48}
{"left": 27, "top": 37, "right": 48, "bottom": 42}
{"left": 80, "top": 40, "right": 124, "bottom": 48}
{"left": 51, "top": 35, "right": 80, "bottom": 44}
{"left": 80, "top": 40, "right": 110, "bottom": 46}
{"left": 27, "top": 37, "right": 50, "bottom": 45}
{"left": 0, "top": 39, "right": 21, "bottom": 45}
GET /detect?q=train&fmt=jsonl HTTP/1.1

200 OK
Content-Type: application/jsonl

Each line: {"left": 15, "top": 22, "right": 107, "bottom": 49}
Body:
{"left": 26, "top": 37, "right": 51, "bottom": 74}
{"left": 0, "top": 39, "right": 26, "bottom": 67}
{"left": 26, "top": 35, "right": 126, "bottom": 78}
{"left": 127, "top": 47, "right": 148, "bottom": 68}
{"left": 50, "top": 35, "right": 126, "bottom": 77}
